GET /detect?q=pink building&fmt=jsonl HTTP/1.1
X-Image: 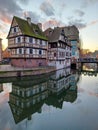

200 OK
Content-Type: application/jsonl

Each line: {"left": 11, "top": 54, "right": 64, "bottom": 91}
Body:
{"left": 7, "top": 16, "right": 48, "bottom": 68}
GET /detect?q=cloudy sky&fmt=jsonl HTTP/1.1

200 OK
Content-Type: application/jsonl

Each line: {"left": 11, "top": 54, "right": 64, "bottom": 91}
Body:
{"left": 0, "top": 0, "right": 98, "bottom": 51}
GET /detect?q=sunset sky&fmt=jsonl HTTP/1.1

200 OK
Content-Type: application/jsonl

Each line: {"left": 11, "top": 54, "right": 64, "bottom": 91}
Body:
{"left": 0, "top": 0, "right": 98, "bottom": 51}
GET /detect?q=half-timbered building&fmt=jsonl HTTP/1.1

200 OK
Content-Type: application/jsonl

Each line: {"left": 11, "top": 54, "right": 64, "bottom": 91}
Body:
{"left": 44, "top": 27, "right": 71, "bottom": 70}
{"left": 7, "top": 16, "right": 48, "bottom": 67}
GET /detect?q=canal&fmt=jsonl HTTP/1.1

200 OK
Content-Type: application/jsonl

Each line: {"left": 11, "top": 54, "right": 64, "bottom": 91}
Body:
{"left": 0, "top": 66, "right": 98, "bottom": 130}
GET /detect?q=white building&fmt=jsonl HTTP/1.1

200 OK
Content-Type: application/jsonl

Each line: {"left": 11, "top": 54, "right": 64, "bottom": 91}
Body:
{"left": 44, "top": 27, "right": 71, "bottom": 70}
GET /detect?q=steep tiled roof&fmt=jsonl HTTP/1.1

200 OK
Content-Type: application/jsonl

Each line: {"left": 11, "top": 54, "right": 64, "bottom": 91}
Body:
{"left": 10, "top": 16, "right": 47, "bottom": 40}
{"left": 44, "top": 27, "right": 71, "bottom": 46}
{"left": 44, "top": 27, "right": 63, "bottom": 42}
{"left": 63, "top": 25, "right": 79, "bottom": 41}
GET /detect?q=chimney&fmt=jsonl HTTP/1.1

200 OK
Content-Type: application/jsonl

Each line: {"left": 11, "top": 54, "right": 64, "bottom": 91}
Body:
{"left": 27, "top": 17, "right": 31, "bottom": 25}
{"left": 37, "top": 23, "right": 42, "bottom": 30}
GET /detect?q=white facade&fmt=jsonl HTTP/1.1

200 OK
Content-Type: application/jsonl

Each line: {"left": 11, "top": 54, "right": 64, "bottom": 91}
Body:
{"left": 48, "top": 42, "right": 71, "bottom": 70}
{"left": 65, "top": 45, "right": 71, "bottom": 67}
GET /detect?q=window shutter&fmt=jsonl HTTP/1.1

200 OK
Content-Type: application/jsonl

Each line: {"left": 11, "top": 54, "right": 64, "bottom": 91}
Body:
{"left": 17, "top": 49, "right": 19, "bottom": 54}
{"left": 21, "top": 36, "right": 23, "bottom": 43}
{"left": 22, "top": 48, "right": 24, "bottom": 54}
{"left": 27, "top": 48, "right": 29, "bottom": 54}
{"left": 15, "top": 37, "right": 18, "bottom": 43}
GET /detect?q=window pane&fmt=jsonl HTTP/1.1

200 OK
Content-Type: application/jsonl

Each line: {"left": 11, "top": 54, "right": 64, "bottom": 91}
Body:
{"left": 29, "top": 48, "right": 33, "bottom": 54}
{"left": 39, "top": 49, "right": 42, "bottom": 54}
{"left": 14, "top": 27, "right": 16, "bottom": 32}
{"left": 19, "top": 48, "right": 22, "bottom": 54}
{"left": 29, "top": 37, "right": 32, "bottom": 43}
{"left": 18, "top": 37, "right": 20, "bottom": 43}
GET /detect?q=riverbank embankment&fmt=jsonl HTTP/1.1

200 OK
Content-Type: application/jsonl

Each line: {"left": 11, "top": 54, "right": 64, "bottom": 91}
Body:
{"left": 0, "top": 65, "right": 56, "bottom": 78}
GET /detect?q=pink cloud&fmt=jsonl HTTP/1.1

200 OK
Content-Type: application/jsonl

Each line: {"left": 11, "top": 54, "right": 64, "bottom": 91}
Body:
{"left": 43, "top": 19, "right": 65, "bottom": 30}
{"left": 89, "top": 20, "right": 98, "bottom": 25}
{"left": 0, "top": 14, "right": 11, "bottom": 25}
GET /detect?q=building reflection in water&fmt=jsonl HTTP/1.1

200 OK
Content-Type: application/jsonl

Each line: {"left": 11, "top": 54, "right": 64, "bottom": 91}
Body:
{"left": 9, "top": 68, "right": 80, "bottom": 124}
{"left": 0, "top": 83, "right": 3, "bottom": 93}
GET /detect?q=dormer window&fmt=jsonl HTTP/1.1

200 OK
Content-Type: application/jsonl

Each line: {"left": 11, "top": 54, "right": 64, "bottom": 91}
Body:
{"left": 35, "top": 29, "right": 38, "bottom": 34}
{"left": 49, "top": 30, "right": 52, "bottom": 35}
{"left": 61, "top": 29, "right": 64, "bottom": 35}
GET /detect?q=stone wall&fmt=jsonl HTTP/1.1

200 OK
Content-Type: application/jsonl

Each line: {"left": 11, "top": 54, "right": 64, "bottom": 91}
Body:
{"left": 0, "top": 65, "right": 56, "bottom": 78}
{"left": 11, "top": 59, "right": 47, "bottom": 68}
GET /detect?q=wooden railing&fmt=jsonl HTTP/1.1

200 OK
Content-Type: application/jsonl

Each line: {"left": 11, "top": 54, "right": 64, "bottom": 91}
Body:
{"left": 77, "top": 58, "right": 98, "bottom": 63}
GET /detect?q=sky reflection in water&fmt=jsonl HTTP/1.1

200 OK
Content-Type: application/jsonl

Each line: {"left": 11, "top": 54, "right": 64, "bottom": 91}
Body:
{"left": 0, "top": 68, "right": 98, "bottom": 130}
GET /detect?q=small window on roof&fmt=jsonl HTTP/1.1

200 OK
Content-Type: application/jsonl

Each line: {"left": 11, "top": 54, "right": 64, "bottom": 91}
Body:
{"left": 61, "top": 29, "right": 64, "bottom": 35}
{"left": 49, "top": 30, "right": 52, "bottom": 34}
{"left": 35, "top": 29, "right": 38, "bottom": 34}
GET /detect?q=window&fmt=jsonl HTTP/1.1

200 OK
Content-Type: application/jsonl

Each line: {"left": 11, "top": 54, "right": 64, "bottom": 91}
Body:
{"left": 35, "top": 29, "right": 38, "bottom": 34}
{"left": 49, "top": 30, "right": 52, "bottom": 34}
{"left": 45, "top": 41, "right": 47, "bottom": 45}
{"left": 19, "top": 48, "right": 22, "bottom": 54}
{"left": 13, "top": 27, "right": 18, "bottom": 33}
{"left": 33, "top": 38, "right": 35, "bottom": 44}
{"left": 29, "top": 37, "right": 32, "bottom": 43}
{"left": 42, "top": 40, "right": 45, "bottom": 46}
{"left": 35, "top": 39, "right": 37, "bottom": 44}
{"left": 39, "top": 49, "right": 42, "bottom": 55}
{"left": 37, "top": 39, "right": 40, "bottom": 44}
{"left": 66, "top": 52, "right": 68, "bottom": 56}
{"left": 54, "top": 53, "right": 56, "bottom": 57}
{"left": 29, "top": 48, "right": 33, "bottom": 54}
{"left": 17, "top": 37, "right": 21, "bottom": 43}
{"left": 40, "top": 40, "right": 42, "bottom": 45}
{"left": 58, "top": 43, "right": 60, "bottom": 47}
{"left": 14, "top": 27, "right": 16, "bottom": 33}
{"left": 51, "top": 43, "right": 57, "bottom": 48}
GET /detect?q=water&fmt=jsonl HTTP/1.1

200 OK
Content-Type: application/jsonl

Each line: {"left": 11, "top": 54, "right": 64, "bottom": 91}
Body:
{"left": 0, "top": 67, "right": 98, "bottom": 130}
